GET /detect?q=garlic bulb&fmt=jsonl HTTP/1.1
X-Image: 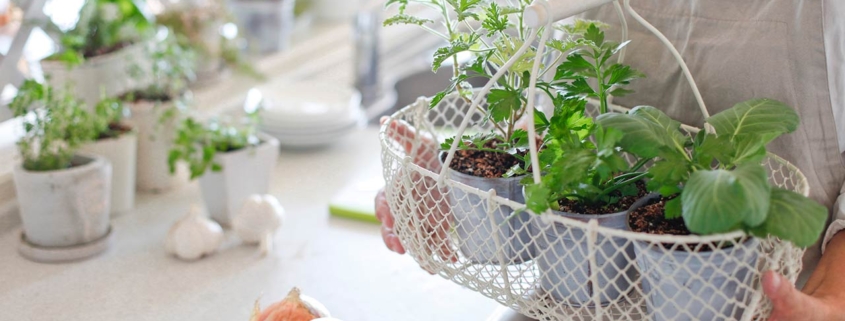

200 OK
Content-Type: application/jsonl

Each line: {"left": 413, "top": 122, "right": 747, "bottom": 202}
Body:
{"left": 233, "top": 194, "right": 285, "bottom": 255}
{"left": 165, "top": 205, "right": 224, "bottom": 260}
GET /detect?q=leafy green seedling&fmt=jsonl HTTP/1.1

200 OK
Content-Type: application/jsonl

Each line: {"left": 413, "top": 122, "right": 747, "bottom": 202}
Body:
{"left": 597, "top": 99, "right": 826, "bottom": 247}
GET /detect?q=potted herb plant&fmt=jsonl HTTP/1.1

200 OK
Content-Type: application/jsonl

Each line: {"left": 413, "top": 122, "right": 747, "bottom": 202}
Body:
{"left": 518, "top": 23, "right": 645, "bottom": 305}
{"left": 78, "top": 97, "right": 137, "bottom": 215}
{"left": 9, "top": 80, "right": 112, "bottom": 258}
{"left": 41, "top": 0, "right": 154, "bottom": 106}
{"left": 123, "top": 28, "right": 197, "bottom": 193}
{"left": 385, "top": 0, "right": 552, "bottom": 264}
{"left": 597, "top": 100, "right": 828, "bottom": 320}
{"left": 168, "top": 112, "right": 279, "bottom": 226}
{"left": 156, "top": 0, "right": 261, "bottom": 86}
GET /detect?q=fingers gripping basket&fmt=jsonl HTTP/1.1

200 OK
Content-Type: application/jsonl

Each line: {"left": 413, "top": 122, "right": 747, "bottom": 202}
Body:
{"left": 379, "top": 91, "right": 808, "bottom": 320}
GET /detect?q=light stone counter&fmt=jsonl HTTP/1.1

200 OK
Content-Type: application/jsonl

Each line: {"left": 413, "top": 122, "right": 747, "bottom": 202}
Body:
{"left": 0, "top": 128, "right": 500, "bottom": 320}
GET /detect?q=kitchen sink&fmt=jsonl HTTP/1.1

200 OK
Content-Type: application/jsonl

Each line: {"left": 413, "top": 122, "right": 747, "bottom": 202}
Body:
{"left": 368, "top": 65, "right": 487, "bottom": 125}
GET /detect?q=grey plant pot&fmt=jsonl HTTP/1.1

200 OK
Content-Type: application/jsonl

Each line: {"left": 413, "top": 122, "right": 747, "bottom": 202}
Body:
{"left": 634, "top": 238, "right": 760, "bottom": 320}
{"left": 630, "top": 196, "right": 761, "bottom": 320}
{"left": 13, "top": 155, "right": 112, "bottom": 248}
{"left": 448, "top": 168, "right": 534, "bottom": 264}
{"left": 529, "top": 205, "right": 636, "bottom": 305}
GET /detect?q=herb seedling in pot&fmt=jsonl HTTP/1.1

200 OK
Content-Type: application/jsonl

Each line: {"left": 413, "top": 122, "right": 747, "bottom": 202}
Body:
{"left": 8, "top": 80, "right": 113, "bottom": 257}
{"left": 597, "top": 99, "right": 828, "bottom": 320}
{"left": 168, "top": 111, "right": 279, "bottom": 226}
{"left": 79, "top": 96, "right": 139, "bottom": 214}
{"left": 123, "top": 27, "right": 197, "bottom": 192}
{"left": 514, "top": 22, "right": 647, "bottom": 304}
{"left": 384, "top": 0, "right": 559, "bottom": 264}
{"left": 41, "top": 0, "right": 154, "bottom": 106}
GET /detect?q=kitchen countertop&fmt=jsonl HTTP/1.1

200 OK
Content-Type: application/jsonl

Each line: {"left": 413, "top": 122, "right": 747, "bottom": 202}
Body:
{"left": 0, "top": 127, "right": 502, "bottom": 320}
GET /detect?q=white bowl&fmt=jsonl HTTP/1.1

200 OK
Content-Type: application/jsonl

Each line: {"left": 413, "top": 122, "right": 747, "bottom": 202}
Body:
{"left": 259, "top": 81, "right": 362, "bottom": 126}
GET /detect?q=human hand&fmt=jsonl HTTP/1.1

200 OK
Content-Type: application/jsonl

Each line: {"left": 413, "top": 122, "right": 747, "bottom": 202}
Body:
{"left": 375, "top": 117, "right": 456, "bottom": 273}
{"left": 762, "top": 271, "right": 844, "bottom": 320}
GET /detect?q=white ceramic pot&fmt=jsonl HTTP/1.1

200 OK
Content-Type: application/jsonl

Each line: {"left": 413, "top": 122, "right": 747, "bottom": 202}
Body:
{"left": 126, "top": 100, "right": 190, "bottom": 193}
{"left": 199, "top": 134, "right": 280, "bottom": 226}
{"left": 12, "top": 155, "right": 111, "bottom": 248}
{"left": 79, "top": 130, "right": 138, "bottom": 215}
{"left": 41, "top": 41, "right": 154, "bottom": 107}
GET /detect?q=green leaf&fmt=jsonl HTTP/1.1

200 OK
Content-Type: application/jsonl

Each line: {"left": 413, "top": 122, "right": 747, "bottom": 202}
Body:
{"left": 432, "top": 35, "right": 479, "bottom": 72}
{"left": 706, "top": 98, "right": 799, "bottom": 142}
{"left": 649, "top": 159, "right": 690, "bottom": 188}
{"left": 605, "top": 64, "right": 645, "bottom": 86}
{"left": 481, "top": 3, "right": 510, "bottom": 34}
{"left": 560, "top": 53, "right": 594, "bottom": 75}
{"left": 446, "top": 0, "right": 483, "bottom": 21}
{"left": 487, "top": 89, "right": 521, "bottom": 123}
{"left": 583, "top": 23, "right": 605, "bottom": 47}
{"left": 750, "top": 188, "right": 827, "bottom": 248}
{"left": 597, "top": 106, "right": 689, "bottom": 159}
{"left": 383, "top": 14, "right": 434, "bottom": 27}
{"left": 534, "top": 108, "right": 550, "bottom": 134}
{"left": 524, "top": 183, "right": 552, "bottom": 213}
{"left": 681, "top": 164, "right": 771, "bottom": 235}
{"left": 665, "top": 197, "right": 682, "bottom": 219}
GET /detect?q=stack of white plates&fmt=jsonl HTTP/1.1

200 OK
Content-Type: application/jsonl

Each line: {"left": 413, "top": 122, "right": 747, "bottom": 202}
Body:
{"left": 259, "top": 81, "right": 363, "bottom": 149}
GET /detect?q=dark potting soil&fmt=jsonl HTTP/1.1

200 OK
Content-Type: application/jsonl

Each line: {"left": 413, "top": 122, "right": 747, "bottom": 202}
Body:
{"left": 628, "top": 196, "right": 743, "bottom": 251}
{"left": 120, "top": 90, "right": 172, "bottom": 103}
{"left": 444, "top": 139, "right": 526, "bottom": 178}
{"left": 628, "top": 196, "right": 691, "bottom": 236}
{"left": 86, "top": 42, "right": 131, "bottom": 58}
{"left": 557, "top": 180, "right": 648, "bottom": 215}
{"left": 98, "top": 122, "right": 133, "bottom": 140}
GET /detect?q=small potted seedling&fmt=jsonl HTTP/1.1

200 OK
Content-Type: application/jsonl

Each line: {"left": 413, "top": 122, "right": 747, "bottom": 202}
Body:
{"left": 597, "top": 100, "right": 828, "bottom": 320}
{"left": 520, "top": 23, "right": 645, "bottom": 305}
{"left": 123, "top": 28, "right": 197, "bottom": 193}
{"left": 78, "top": 96, "right": 137, "bottom": 215}
{"left": 41, "top": 0, "right": 154, "bottom": 106}
{"left": 156, "top": 0, "right": 261, "bottom": 85}
{"left": 385, "top": 0, "right": 554, "bottom": 264}
{"left": 168, "top": 111, "right": 279, "bottom": 226}
{"left": 9, "top": 80, "right": 112, "bottom": 259}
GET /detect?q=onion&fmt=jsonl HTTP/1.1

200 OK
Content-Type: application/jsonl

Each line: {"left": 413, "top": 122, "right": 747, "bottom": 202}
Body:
{"left": 250, "top": 288, "right": 331, "bottom": 321}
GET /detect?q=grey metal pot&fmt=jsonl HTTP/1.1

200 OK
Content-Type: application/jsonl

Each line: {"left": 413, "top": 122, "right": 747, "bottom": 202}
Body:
{"left": 448, "top": 168, "right": 534, "bottom": 264}
{"left": 630, "top": 196, "right": 761, "bottom": 320}
{"left": 529, "top": 205, "right": 636, "bottom": 305}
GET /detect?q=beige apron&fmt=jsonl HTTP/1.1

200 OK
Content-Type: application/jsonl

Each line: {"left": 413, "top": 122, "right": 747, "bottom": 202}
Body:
{"left": 584, "top": 0, "right": 845, "bottom": 285}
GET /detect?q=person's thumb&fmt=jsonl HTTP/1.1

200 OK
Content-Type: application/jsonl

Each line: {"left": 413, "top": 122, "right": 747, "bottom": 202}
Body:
{"left": 763, "top": 271, "right": 826, "bottom": 321}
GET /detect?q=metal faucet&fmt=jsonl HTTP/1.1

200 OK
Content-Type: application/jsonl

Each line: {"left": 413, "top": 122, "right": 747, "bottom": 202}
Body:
{"left": 353, "top": 9, "right": 380, "bottom": 108}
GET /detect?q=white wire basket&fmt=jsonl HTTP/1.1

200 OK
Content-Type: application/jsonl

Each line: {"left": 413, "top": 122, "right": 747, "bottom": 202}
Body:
{"left": 379, "top": 92, "right": 808, "bottom": 321}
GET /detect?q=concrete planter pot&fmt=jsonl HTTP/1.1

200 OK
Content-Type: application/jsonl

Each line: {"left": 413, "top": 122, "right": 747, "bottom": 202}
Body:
{"left": 126, "top": 100, "right": 190, "bottom": 193}
{"left": 447, "top": 168, "right": 533, "bottom": 264}
{"left": 41, "top": 41, "right": 153, "bottom": 107}
{"left": 198, "top": 134, "right": 280, "bottom": 226}
{"left": 12, "top": 155, "right": 111, "bottom": 248}
{"left": 79, "top": 130, "right": 138, "bottom": 215}
{"left": 529, "top": 205, "right": 635, "bottom": 305}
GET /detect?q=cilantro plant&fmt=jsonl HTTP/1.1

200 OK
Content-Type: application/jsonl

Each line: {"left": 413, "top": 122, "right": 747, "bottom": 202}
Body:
{"left": 597, "top": 99, "right": 827, "bottom": 247}
{"left": 519, "top": 24, "right": 645, "bottom": 214}
{"left": 48, "top": 0, "right": 152, "bottom": 67}
{"left": 168, "top": 112, "right": 261, "bottom": 180}
{"left": 8, "top": 80, "right": 97, "bottom": 171}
